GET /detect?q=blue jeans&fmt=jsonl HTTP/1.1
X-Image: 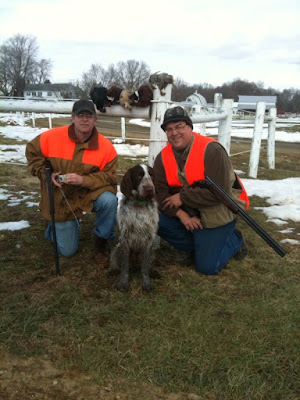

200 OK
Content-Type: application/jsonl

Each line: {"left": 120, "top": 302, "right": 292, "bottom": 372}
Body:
{"left": 158, "top": 213, "right": 243, "bottom": 275}
{"left": 45, "top": 191, "right": 118, "bottom": 257}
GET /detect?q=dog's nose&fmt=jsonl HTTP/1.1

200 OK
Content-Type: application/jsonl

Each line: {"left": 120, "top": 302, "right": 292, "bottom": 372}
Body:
{"left": 143, "top": 183, "right": 155, "bottom": 197}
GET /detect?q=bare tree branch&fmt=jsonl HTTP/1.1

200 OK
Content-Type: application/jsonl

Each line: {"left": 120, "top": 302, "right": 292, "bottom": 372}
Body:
{"left": 0, "top": 34, "right": 52, "bottom": 96}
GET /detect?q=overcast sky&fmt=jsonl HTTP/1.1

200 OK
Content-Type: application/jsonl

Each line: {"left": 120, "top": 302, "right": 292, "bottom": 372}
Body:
{"left": 0, "top": 0, "right": 299, "bottom": 90}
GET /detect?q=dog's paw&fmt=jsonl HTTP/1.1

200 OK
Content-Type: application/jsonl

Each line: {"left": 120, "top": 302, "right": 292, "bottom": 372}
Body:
{"left": 149, "top": 269, "right": 161, "bottom": 279}
{"left": 142, "top": 281, "right": 154, "bottom": 292}
{"left": 116, "top": 280, "right": 129, "bottom": 291}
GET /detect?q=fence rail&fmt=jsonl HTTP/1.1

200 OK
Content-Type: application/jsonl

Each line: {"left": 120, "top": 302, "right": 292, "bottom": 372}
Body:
{"left": 0, "top": 85, "right": 277, "bottom": 178}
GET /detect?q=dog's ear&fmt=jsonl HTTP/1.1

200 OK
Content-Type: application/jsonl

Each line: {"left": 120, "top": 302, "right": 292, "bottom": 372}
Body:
{"left": 147, "top": 165, "right": 154, "bottom": 178}
{"left": 120, "top": 169, "right": 134, "bottom": 199}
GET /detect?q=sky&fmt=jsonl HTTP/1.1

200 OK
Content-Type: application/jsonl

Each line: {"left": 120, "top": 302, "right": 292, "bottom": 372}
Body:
{"left": 0, "top": 111, "right": 299, "bottom": 247}
{"left": 0, "top": 0, "right": 299, "bottom": 90}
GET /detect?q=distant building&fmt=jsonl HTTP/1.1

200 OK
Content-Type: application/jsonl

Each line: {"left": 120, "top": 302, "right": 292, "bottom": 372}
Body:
{"left": 184, "top": 91, "right": 208, "bottom": 114}
{"left": 24, "top": 83, "right": 84, "bottom": 100}
{"left": 238, "top": 95, "right": 277, "bottom": 112}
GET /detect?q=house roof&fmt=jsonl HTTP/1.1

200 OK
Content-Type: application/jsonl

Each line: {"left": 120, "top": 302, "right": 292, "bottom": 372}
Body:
{"left": 25, "top": 83, "right": 78, "bottom": 91}
{"left": 238, "top": 95, "right": 277, "bottom": 110}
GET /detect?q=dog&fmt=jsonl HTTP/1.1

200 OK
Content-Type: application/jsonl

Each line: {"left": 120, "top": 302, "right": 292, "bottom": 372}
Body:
{"left": 109, "top": 164, "right": 159, "bottom": 292}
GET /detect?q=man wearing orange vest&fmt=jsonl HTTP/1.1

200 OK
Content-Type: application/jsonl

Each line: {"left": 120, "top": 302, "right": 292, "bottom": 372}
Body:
{"left": 153, "top": 106, "right": 249, "bottom": 275}
{"left": 26, "top": 99, "right": 118, "bottom": 265}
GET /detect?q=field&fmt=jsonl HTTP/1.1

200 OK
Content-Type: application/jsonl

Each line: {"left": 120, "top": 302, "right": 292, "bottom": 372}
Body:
{"left": 0, "top": 116, "right": 299, "bottom": 400}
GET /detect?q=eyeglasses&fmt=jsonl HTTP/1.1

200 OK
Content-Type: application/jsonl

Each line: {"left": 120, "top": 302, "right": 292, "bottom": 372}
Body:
{"left": 76, "top": 113, "right": 95, "bottom": 119}
{"left": 165, "top": 123, "right": 187, "bottom": 134}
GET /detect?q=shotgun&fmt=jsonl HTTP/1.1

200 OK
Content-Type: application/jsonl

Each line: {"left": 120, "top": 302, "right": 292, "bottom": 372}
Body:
{"left": 193, "top": 176, "right": 286, "bottom": 258}
{"left": 45, "top": 166, "right": 61, "bottom": 275}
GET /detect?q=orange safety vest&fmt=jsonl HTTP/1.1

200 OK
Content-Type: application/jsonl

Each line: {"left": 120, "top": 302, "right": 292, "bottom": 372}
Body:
{"left": 161, "top": 132, "right": 249, "bottom": 210}
{"left": 39, "top": 126, "right": 117, "bottom": 169}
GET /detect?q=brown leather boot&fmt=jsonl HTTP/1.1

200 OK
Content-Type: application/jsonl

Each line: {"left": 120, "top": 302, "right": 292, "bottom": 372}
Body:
{"left": 233, "top": 230, "right": 248, "bottom": 261}
{"left": 94, "top": 236, "right": 109, "bottom": 266}
{"left": 233, "top": 242, "right": 248, "bottom": 261}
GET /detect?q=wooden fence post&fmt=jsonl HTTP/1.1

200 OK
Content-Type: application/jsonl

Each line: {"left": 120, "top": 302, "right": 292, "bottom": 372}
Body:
{"left": 214, "top": 93, "right": 222, "bottom": 110}
{"left": 148, "top": 84, "right": 172, "bottom": 167}
{"left": 197, "top": 109, "right": 206, "bottom": 136}
{"left": 267, "top": 108, "right": 277, "bottom": 169}
{"left": 48, "top": 114, "right": 52, "bottom": 129}
{"left": 218, "top": 99, "right": 233, "bottom": 155}
{"left": 121, "top": 117, "right": 126, "bottom": 142}
{"left": 20, "top": 112, "right": 25, "bottom": 127}
{"left": 248, "top": 102, "right": 266, "bottom": 178}
{"left": 31, "top": 112, "right": 36, "bottom": 128}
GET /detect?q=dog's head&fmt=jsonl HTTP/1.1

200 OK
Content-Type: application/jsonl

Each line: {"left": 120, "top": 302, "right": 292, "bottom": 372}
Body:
{"left": 121, "top": 164, "right": 155, "bottom": 201}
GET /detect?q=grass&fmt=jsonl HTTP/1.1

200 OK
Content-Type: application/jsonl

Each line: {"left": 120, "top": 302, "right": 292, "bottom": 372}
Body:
{"left": 0, "top": 117, "right": 299, "bottom": 399}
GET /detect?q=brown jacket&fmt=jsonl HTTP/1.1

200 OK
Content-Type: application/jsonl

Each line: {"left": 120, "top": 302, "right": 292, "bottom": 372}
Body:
{"left": 26, "top": 124, "right": 118, "bottom": 222}
{"left": 153, "top": 135, "right": 244, "bottom": 228}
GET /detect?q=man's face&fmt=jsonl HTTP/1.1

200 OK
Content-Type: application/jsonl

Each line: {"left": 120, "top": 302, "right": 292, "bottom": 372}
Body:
{"left": 165, "top": 121, "right": 193, "bottom": 151}
{"left": 72, "top": 112, "right": 97, "bottom": 138}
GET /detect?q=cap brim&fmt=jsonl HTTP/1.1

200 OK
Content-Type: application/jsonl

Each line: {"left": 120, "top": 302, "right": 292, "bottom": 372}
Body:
{"left": 161, "top": 117, "right": 191, "bottom": 131}
{"left": 73, "top": 108, "right": 96, "bottom": 115}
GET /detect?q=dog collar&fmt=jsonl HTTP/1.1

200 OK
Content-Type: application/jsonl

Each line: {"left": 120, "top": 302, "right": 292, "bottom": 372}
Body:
{"left": 135, "top": 200, "right": 147, "bottom": 206}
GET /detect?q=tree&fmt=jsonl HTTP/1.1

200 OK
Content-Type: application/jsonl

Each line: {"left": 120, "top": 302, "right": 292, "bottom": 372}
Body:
{"left": 0, "top": 34, "right": 52, "bottom": 96}
{"left": 80, "top": 63, "right": 107, "bottom": 97}
{"left": 172, "top": 77, "right": 195, "bottom": 101}
{"left": 31, "top": 58, "right": 53, "bottom": 84}
{"left": 80, "top": 59, "right": 151, "bottom": 96}
{"left": 115, "top": 60, "right": 150, "bottom": 91}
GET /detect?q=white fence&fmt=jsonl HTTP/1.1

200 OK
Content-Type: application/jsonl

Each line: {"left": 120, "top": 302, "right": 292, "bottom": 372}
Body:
{"left": 0, "top": 83, "right": 277, "bottom": 178}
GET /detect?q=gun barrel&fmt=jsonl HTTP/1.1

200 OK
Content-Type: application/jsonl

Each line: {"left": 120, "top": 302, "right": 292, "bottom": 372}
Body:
{"left": 45, "top": 167, "right": 61, "bottom": 275}
{"left": 205, "top": 176, "right": 286, "bottom": 258}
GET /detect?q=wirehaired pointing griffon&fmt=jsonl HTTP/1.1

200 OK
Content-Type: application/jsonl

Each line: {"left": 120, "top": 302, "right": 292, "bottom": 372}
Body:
{"left": 109, "top": 164, "right": 159, "bottom": 292}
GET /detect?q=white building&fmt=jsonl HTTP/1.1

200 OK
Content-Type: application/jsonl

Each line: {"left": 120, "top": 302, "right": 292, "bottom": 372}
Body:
{"left": 24, "top": 83, "right": 83, "bottom": 100}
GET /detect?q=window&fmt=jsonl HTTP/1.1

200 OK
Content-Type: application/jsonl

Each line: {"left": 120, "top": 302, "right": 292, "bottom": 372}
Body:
{"left": 38, "top": 92, "right": 42, "bottom": 97}
{"left": 32, "top": 91, "right": 36, "bottom": 96}
{"left": 26, "top": 92, "right": 31, "bottom": 96}
{"left": 47, "top": 92, "right": 52, "bottom": 96}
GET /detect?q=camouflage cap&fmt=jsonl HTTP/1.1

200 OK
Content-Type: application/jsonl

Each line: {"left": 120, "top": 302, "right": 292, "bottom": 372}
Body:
{"left": 161, "top": 106, "right": 193, "bottom": 131}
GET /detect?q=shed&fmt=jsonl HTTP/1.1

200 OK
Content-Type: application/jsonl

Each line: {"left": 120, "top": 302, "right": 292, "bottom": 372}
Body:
{"left": 238, "top": 95, "right": 277, "bottom": 111}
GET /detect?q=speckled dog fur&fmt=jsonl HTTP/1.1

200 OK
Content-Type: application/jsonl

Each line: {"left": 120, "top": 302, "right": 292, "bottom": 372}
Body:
{"left": 109, "top": 164, "right": 159, "bottom": 291}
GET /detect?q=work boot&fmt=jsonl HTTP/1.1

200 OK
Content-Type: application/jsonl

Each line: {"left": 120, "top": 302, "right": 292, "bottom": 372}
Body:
{"left": 233, "top": 230, "right": 248, "bottom": 261}
{"left": 94, "top": 236, "right": 109, "bottom": 266}
{"left": 233, "top": 242, "right": 248, "bottom": 261}
{"left": 176, "top": 251, "right": 194, "bottom": 267}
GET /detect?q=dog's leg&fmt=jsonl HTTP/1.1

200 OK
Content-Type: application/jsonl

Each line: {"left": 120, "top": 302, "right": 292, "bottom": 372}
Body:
{"left": 140, "top": 248, "right": 154, "bottom": 292}
{"left": 107, "top": 244, "right": 121, "bottom": 276}
{"left": 117, "top": 242, "right": 130, "bottom": 291}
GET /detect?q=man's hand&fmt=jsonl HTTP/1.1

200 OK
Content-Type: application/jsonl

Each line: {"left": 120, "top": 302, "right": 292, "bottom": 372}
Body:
{"left": 52, "top": 172, "right": 83, "bottom": 187}
{"left": 63, "top": 173, "right": 83, "bottom": 186}
{"left": 163, "top": 193, "right": 182, "bottom": 209}
{"left": 176, "top": 209, "right": 203, "bottom": 231}
{"left": 52, "top": 172, "right": 62, "bottom": 187}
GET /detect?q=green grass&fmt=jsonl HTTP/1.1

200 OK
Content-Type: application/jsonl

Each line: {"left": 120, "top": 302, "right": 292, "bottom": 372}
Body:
{"left": 0, "top": 120, "right": 299, "bottom": 399}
